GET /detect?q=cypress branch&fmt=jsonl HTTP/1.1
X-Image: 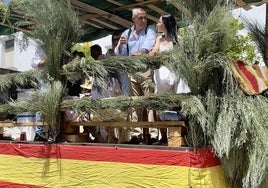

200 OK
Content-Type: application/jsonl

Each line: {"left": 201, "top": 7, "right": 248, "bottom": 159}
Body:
{"left": 0, "top": 70, "right": 42, "bottom": 91}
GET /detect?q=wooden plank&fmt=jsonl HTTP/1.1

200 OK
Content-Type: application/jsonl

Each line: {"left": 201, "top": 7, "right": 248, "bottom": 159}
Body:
{"left": 71, "top": 0, "right": 132, "bottom": 28}
{"left": 66, "top": 121, "right": 186, "bottom": 128}
{"left": 109, "top": 0, "right": 184, "bottom": 23}
{"left": 168, "top": 136, "right": 186, "bottom": 147}
{"left": 81, "top": 20, "right": 103, "bottom": 29}
{"left": 88, "top": 18, "right": 119, "bottom": 30}
{"left": 134, "top": 1, "right": 180, "bottom": 21}
{"left": 106, "top": 0, "right": 128, "bottom": 7}
{"left": 234, "top": 0, "right": 252, "bottom": 10}
{"left": 107, "top": 0, "right": 159, "bottom": 23}
{"left": 79, "top": 13, "right": 100, "bottom": 19}
{"left": 110, "top": 0, "right": 162, "bottom": 11}
{"left": 0, "top": 122, "right": 47, "bottom": 127}
{"left": 145, "top": 4, "right": 166, "bottom": 14}
{"left": 168, "top": 127, "right": 187, "bottom": 137}
{"left": 0, "top": 22, "right": 29, "bottom": 32}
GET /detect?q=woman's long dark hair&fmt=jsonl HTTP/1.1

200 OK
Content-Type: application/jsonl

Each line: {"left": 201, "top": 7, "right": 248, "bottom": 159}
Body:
{"left": 162, "top": 13, "right": 178, "bottom": 45}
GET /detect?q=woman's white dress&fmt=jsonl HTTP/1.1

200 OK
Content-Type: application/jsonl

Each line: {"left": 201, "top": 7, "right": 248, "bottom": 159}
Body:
{"left": 153, "top": 42, "right": 190, "bottom": 95}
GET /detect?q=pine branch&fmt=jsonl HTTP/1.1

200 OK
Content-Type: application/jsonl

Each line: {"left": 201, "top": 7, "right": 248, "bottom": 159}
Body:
{"left": 0, "top": 98, "right": 37, "bottom": 114}
{"left": 13, "top": 0, "right": 83, "bottom": 80}
{"left": 61, "top": 93, "right": 207, "bottom": 125}
{"left": 0, "top": 70, "right": 42, "bottom": 91}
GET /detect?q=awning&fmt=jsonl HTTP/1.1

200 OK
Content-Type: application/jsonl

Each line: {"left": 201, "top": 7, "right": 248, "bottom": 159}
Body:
{"left": 234, "top": 0, "right": 267, "bottom": 10}
{"left": 0, "top": 0, "right": 266, "bottom": 42}
{"left": 0, "top": 0, "right": 187, "bottom": 41}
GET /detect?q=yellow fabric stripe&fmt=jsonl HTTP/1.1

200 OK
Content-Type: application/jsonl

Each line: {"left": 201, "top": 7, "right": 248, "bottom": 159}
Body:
{"left": 0, "top": 154, "right": 228, "bottom": 188}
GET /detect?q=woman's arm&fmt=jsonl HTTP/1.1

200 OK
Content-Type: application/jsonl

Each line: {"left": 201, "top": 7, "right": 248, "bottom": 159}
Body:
{"left": 149, "top": 35, "right": 161, "bottom": 56}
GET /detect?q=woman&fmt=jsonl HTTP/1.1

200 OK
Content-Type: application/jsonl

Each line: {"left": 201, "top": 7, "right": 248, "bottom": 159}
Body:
{"left": 149, "top": 13, "right": 182, "bottom": 94}
{"left": 149, "top": 13, "right": 190, "bottom": 145}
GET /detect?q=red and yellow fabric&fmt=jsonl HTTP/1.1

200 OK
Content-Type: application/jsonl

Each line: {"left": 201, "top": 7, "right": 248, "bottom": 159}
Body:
{"left": 0, "top": 142, "right": 228, "bottom": 187}
{"left": 230, "top": 60, "right": 268, "bottom": 95}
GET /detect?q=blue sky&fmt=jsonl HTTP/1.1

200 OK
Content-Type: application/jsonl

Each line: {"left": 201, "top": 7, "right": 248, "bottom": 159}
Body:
{"left": 3, "top": 0, "right": 10, "bottom": 3}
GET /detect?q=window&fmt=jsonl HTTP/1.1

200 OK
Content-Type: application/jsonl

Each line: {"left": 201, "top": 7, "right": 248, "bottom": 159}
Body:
{"left": 5, "top": 39, "right": 14, "bottom": 50}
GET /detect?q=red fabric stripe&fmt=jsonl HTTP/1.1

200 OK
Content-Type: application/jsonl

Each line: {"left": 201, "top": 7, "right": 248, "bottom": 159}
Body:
{"left": 237, "top": 60, "right": 259, "bottom": 92}
{"left": 0, "top": 181, "right": 45, "bottom": 188}
{"left": 0, "top": 142, "right": 220, "bottom": 168}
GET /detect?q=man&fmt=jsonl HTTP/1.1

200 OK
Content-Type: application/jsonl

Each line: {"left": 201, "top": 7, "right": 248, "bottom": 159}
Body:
{"left": 114, "top": 7, "right": 156, "bottom": 144}
{"left": 90, "top": 44, "right": 105, "bottom": 60}
{"left": 106, "top": 30, "right": 123, "bottom": 57}
{"left": 115, "top": 7, "right": 156, "bottom": 56}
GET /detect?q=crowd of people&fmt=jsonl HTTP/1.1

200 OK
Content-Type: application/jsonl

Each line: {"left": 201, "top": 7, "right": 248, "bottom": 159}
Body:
{"left": 32, "top": 7, "right": 190, "bottom": 145}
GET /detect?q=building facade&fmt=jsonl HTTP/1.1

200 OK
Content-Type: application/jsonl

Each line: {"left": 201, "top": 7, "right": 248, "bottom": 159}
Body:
{"left": 0, "top": 32, "right": 37, "bottom": 72}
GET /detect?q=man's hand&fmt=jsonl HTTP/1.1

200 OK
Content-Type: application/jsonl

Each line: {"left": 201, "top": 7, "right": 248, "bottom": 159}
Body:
{"left": 118, "top": 35, "right": 127, "bottom": 53}
{"left": 132, "top": 49, "right": 148, "bottom": 56}
{"left": 119, "top": 35, "right": 127, "bottom": 45}
{"left": 131, "top": 52, "right": 142, "bottom": 56}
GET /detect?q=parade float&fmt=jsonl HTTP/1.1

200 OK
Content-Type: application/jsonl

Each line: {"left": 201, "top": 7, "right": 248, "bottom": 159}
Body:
{"left": 0, "top": 0, "right": 267, "bottom": 187}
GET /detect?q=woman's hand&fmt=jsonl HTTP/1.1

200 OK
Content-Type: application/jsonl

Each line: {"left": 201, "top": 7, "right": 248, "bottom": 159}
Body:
{"left": 149, "top": 50, "right": 156, "bottom": 57}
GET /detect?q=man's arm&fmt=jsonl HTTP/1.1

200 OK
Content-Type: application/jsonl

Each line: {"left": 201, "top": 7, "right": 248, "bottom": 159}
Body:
{"left": 114, "top": 30, "right": 129, "bottom": 56}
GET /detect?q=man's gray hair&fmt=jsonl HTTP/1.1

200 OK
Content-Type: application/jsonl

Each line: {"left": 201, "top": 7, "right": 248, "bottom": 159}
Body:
{"left": 132, "top": 7, "right": 146, "bottom": 18}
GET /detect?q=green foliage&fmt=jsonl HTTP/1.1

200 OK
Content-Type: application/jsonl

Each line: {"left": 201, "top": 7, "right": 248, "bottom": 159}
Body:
{"left": 0, "top": 100, "right": 33, "bottom": 114}
{"left": 173, "top": 0, "right": 234, "bottom": 18}
{"left": 13, "top": 0, "right": 83, "bottom": 80}
{"left": 197, "top": 7, "right": 236, "bottom": 57}
{"left": 162, "top": 6, "right": 236, "bottom": 96}
{"left": 227, "top": 19, "right": 257, "bottom": 64}
{"left": 0, "top": 0, "right": 83, "bottom": 140}
{"left": 0, "top": 81, "right": 64, "bottom": 141}
{"left": 72, "top": 43, "right": 91, "bottom": 58}
{"left": 0, "top": 70, "right": 42, "bottom": 91}
{"left": 31, "top": 81, "right": 63, "bottom": 141}
{"left": 213, "top": 95, "right": 268, "bottom": 188}
{"left": 227, "top": 34, "right": 256, "bottom": 63}
{"left": 63, "top": 55, "right": 149, "bottom": 89}
{"left": 172, "top": 5, "right": 268, "bottom": 187}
